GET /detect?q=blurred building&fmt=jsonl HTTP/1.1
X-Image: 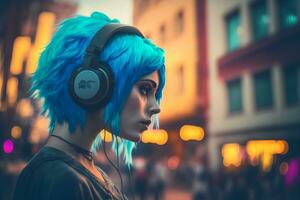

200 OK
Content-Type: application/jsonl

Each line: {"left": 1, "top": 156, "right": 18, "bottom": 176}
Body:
{"left": 0, "top": 0, "right": 78, "bottom": 160}
{"left": 133, "top": 0, "right": 208, "bottom": 159}
{"left": 207, "top": 0, "right": 300, "bottom": 170}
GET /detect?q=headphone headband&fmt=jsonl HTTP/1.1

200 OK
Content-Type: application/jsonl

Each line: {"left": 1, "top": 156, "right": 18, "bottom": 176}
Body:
{"left": 85, "top": 23, "right": 144, "bottom": 56}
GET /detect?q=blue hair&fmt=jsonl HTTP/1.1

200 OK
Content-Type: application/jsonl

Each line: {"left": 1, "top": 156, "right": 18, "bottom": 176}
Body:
{"left": 30, "top": 12, "right": 165, "bottom": 166}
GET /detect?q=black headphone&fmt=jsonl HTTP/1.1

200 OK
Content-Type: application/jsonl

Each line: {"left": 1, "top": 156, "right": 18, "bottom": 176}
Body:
{"left": 68, "top": 23, "right": 144, "bottom": 111}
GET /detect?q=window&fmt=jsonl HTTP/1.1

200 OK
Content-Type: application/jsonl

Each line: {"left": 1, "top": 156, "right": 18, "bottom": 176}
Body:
{"left": 254, "top": 70, "right": 273, "bottom": 110}
{"left": 278, "top": 0, "right": 298, "bottom": 29}
{"left": 251, "top": 1, "right": 269, "bottom": 40}
{"left": 283, "top": 65, "right": 299, "bottom": 105}
{"left": 226, "top": 10, "right": 241, "bottom": 51}
{"left": 227, "top": 78, "right": 243, "bottom": 113}
{"left": 135, "top": 0, "right": 150, "bottom": 18}
{"left": 160, "top": 25, "right": 165, "bottom": 44}
{"left": 139, "top": 0, "right": 150, "bottom": 10}
{"left": 175, "top": 10, "right": 184, "bottom": 36}
{"left": 176, "top": 65, "right": 184, "bottom": 95}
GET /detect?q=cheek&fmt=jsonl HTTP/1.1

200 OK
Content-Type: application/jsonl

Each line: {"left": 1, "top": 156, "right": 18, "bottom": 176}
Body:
{"left": 122, "top": 89, "right": 144, "bottom": 117}
{"left": 127, "top": 92, "right": 141, "bottom": 110}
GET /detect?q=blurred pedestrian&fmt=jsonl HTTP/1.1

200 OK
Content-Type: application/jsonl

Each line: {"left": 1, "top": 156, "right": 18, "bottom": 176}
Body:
{"left": 192, "top": 161, "right": 210, "bottom": 200}
{"left": 149, "top": 159, "right": 167, "bottom": 200}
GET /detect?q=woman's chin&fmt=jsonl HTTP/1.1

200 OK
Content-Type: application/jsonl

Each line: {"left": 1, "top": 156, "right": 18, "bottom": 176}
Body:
{"left": 120, "top": 131, "right": 141, "bottom": 142}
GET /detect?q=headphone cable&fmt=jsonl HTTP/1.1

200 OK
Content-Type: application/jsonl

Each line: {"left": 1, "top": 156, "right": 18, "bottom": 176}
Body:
{"left": 116, "top": 135, "right": 126, "bottom": 200}
{"left": 103, "top": 130, "right": 126, "bottom": 200}
{"left": 128, "top": 165, "right": 135, "bottom": 200}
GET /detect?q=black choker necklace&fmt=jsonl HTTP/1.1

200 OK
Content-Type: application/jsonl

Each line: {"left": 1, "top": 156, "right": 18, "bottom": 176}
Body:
{"left": 50, "top": 134, "right": 94, "bottom": 162}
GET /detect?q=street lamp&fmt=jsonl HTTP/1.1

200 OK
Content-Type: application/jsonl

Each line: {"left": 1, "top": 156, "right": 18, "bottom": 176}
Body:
{"left": 179, "top": 125, "right": 204, "bottom": 141}
{"left": 141, "top": 129, "right": 168, "bottom": 145}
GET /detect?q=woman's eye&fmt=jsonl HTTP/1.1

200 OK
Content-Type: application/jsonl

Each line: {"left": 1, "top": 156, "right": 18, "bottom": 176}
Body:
{"left": 139, "top": 85, "right": 153, "bottom": 96}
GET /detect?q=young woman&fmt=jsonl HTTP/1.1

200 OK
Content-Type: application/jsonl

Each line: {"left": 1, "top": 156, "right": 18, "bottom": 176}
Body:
{"left": 13, "top": 12, "right": 165, "bottom": 200}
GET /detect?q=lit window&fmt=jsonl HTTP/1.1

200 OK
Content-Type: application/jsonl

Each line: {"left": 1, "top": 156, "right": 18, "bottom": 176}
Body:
{"left": 227, "top": 78, "right": 243, "bottom": 113}
{"left": 226, "top": 10, "right": 241, "bottom": 51}
{"left": 177, "top": 65, "right": 184, "bottom": 95}
{"left": 175, "top": 10, "right": 184, "bottom": 35}
{"left": 160, "top": 25, "right": 165, "bottom": 44}
{"left": 254, "top": 70, "right": 273, "bottom": 110}
{"left": 283, "top": 65, "right": 299, "bottom": 105}
{"left": 251, "top": 1, "right": 269, "bottom": 40}
{"left": 7, "top": 77, "right": 19, "bottom": 106}
{"left": 278, "top": 0, "right": 298, "bottom": 29}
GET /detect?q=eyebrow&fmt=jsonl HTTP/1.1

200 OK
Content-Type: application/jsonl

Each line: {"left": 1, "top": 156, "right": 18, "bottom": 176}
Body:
{"left": 139, "top": 79, "right": 158, "bottom": 88}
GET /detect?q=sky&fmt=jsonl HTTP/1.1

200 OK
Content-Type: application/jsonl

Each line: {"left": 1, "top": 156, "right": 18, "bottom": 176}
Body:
{"left": 77, "top": 0, "right": 133, "bottom": 24}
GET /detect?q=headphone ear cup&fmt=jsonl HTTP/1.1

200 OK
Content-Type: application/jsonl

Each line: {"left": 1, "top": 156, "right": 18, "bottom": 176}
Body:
{"left": 96, "top": 62, "right": 115, "bottom": 107}
{"left": 68, "top": 63, "right": 114, "bottom": 110}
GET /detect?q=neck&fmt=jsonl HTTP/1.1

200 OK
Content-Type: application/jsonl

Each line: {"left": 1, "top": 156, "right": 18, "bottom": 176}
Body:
{"left": 45, "top": 120, "right": 104, "bottom": 165}
{"left": 52, "top": 123, "right": 95, "bottom": 149}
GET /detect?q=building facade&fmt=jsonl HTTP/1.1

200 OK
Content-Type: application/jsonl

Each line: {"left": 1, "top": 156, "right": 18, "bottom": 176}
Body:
{"left": 133, "top": 0, "right": 208, "bottom": 158}
{"left": 207, "top": 0, "right": 300, "bottom": 170}
{"left": 0, "top": 0, "right": 78, "bottom": 160}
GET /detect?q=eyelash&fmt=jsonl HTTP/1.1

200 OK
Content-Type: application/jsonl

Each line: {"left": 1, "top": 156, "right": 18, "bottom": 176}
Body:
{"left": 139, "top": 84, "right": 153, "bottom": 96}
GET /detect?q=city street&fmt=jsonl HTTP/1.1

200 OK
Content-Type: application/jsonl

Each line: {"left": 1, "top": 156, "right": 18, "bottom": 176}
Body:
{"left": 1, "top": 0, "right": 300, "bottom": 200}
{"left": 134, "top": 188, "right": 192, "bottom": 200}
{"left": 164, "top": 188, "right": 191, "bottom": 200}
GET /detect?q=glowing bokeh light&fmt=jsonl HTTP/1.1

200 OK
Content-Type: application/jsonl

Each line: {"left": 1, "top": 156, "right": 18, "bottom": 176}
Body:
{"left": 246, "top": 140, "right": 288, "bottom": 171}
{"left": 10, "top": 36, "right": 31, "bottom": 75}
{"left": 285, "top": 159, "right": 299, "bottom": 186}
{"left": 280, "top": 162, "right": 289, "bottom": 175}
{"left": 141, "top": 129, "right": 168, "bottom": 145}
{"left": 11, "top": 126, "right": 22, "bottom": 139}
{"left": 167, "top": 156, "right": 180, "bottom": 170}
{"left": 16, "top": 99, "right": 34, "bottom": 118}
{"left": 222, "top": 143, "right": 242, "bottom": 167}
{"left": 100, "top": 130, "right": 113, "bottom": 142}
{"left": 179, "top": 125, "right": 204, "bottom": 141}
{"left": 3, "top": 139, "right": 14, "bottom": 154}
{"left": 7, "top": 77, "right": 18, "bottom": 106}
{"left": 26, "top": 12, "right": 56, "bottom": 74}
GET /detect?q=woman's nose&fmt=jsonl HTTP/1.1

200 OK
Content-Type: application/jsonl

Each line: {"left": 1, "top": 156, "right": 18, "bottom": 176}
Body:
{"left": 148, "top": 99, "right": 161, "bottom": 116}
{"left": 150, "top": 107, "right": 160, "bottom": 116}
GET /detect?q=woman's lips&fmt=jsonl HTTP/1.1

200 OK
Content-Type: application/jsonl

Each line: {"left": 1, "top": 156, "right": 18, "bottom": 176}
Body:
{"left": 138, "top": 119, "right": 151, "bottom": 132}
{"left": 139, "top": 122, "right": 149, "bottom": 132}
